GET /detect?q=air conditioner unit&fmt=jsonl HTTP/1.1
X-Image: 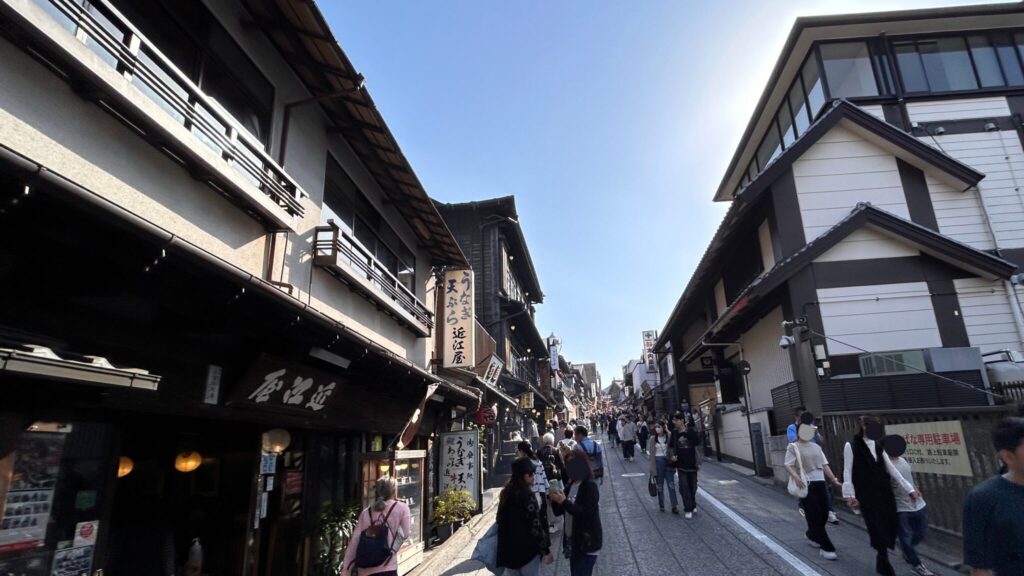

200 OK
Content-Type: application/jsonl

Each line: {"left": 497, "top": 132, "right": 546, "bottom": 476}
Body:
{"left": 858, "top": 350, "right": 927, "bottom": 377}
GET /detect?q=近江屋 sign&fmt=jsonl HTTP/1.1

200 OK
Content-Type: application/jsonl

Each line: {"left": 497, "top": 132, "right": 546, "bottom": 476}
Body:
{"left": 885, "top": 420, "right": 973, "bottom": 477}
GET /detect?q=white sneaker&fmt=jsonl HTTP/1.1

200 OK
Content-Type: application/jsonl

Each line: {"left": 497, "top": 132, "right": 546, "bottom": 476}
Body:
{"left": 798, "top": 507, "right": 805, "bottom": 517}
{"left": 820, "top": 550, "right": 837, "bottom": 561}
{"left": 827, "top": 511, "right": 839, "bottom": 524}
{"left": 807, "top": 539, "right": 821, "bottom": 549}
{"left": 912, "top": 565, "right": 936, "bottom": 576}
{"left": 684, "top": 512, "right": 693, "bottom": 519}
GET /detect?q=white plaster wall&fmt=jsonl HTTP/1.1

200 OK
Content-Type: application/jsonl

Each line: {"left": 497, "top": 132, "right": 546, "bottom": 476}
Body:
{"left": 905, "top": 96, "right": 1010, "bottom": 123}
{"left": 813, "top": 227, "right": 919, "bottom": 262}
{"left": 793, "top": 126, "right": 910, "bottom": 241}
{"left": 738, "top": 306, "right": 794, "bottom": 410}
{"left": 926, "top": 176, "right": 997, "bottom": 250}
{"left": 817, "top": 282, "right": 942, "bottom": 354}
{"left": 858, "top": 104, "right": 886, "bottom": 122}
{"left": 954, "top": 278, "right": 1024, "bottom": 352}
{"left": 714, "top": 279, "right": 727, "bottom": 315}
{"left": 758, "top": 220, "right": 775, "bottom": 271}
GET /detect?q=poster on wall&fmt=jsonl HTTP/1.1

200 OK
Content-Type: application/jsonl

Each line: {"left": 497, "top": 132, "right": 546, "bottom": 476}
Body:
{"left": 0, "top": 432, "right": 66, "bottom": 554}
{"left": 439, "top": 431, "right": 480, "bottom": 508}
{"left": 885, "top": 420, "right": 973, "bottom": 477}
{"left": 50, "top": 546, "right": 93, "bottom": 576}
{"left": 443, "top": 270, "right": 475, "bottom": 368}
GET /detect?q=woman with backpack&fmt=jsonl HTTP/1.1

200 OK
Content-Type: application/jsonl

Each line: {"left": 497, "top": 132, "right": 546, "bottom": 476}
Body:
{"left": 342, "top": 476, "right": 411, "bottom": 576}
{"left": 497, "top": 457, "right": 553, "bottom": 575}
{"left": 549, "top": 450, "right": 602, "bottom": 576}
{"left": 648, "top": 421, "right": 679, "bottom": 514}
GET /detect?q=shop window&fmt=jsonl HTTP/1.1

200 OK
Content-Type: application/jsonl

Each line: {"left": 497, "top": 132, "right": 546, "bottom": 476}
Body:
{"left": 820, "top": 42, "right": 879, "bottom": 98}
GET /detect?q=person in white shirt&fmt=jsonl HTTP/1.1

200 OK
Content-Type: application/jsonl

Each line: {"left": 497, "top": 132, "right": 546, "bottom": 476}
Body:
{"left": 883, "top": 436, "right": 935, "bottom": 576}
{"left": 842, "top": 416, "right": 920, "bottom": 576}
{"left": 785, "top": 423, "right": 843, "bottom": 560}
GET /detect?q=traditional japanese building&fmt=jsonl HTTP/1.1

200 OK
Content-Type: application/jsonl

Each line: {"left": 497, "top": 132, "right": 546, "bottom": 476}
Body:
{"left": 0, "top": 0, "right": 480, "bottom": 574}
{"left": 656, "top": 2, "right": 1024, "bottom": 469}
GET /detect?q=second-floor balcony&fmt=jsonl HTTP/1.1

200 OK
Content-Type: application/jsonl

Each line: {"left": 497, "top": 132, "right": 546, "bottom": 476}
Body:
{"left": 314, "top": 223, "right": 432, "bottom": 337}
{"left": 1, "top": 0, "right": 306, "bottom": 228}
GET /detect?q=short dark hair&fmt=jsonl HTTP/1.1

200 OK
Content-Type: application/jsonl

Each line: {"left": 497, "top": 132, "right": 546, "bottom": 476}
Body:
{"left": 794, "top": 406, "right": 806, "bottom": 416}
{"left": 574, "top": 425, "right": 589, "bottom": 437}
{"left": 516, "top": 441, "right": 535, "bottom": 459}
{"left": 993, "top": 417, "right": 1024, "bottom": 453}
{"left": 564, "top": 428, "right": 574, "bottom": 439}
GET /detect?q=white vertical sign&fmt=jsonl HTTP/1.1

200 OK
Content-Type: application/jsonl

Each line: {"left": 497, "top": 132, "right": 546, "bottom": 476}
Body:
{"left": 642, "top": 330, "right": 658, "bottom": 371}
{"left": 440, "top": 430, "right": 481, "bottom": 508}
{"left": 443, "top": 270, "right": 476, "bottom": 368}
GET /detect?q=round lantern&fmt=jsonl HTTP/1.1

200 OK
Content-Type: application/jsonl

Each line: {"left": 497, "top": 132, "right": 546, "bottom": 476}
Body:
{"left": 474, "top": 405, "right": 497, "bottom": 426}
{"left": 261, "top": 428, "right": 291, "bottom": 454}
{"left": 117, "top": 456, "right": 134, "bottom": 478}
{"left": 174, "top": 451, "right": 202, "bottom": 473}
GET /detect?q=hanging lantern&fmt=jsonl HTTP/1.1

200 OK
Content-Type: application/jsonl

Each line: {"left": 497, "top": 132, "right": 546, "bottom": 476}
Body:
{"left": 174, "top": 451, "right": 202, "bottom": 473}
{"left": 261, "top": 428, "right": 291, "bottom": 454}
{"left": 117, "top": 456, "right": 134, "bottom": 478}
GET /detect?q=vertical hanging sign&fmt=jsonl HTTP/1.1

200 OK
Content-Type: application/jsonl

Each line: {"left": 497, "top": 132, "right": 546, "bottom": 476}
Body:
{"left": 642, "top": 330, "right": 658, "bottom": 372}
{"left": 443, "top": 270, "right": 476, "bottom": 368}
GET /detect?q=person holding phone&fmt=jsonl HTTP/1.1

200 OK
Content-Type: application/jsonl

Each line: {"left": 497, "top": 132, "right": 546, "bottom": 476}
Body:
{"left": 549, "top": 451, "right": 602, "bottom": 576}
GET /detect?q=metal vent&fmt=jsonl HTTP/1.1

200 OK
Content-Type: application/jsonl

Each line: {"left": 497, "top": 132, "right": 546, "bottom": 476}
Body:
{"left": 859, "top": 350, "right": 927, "bottom": 377}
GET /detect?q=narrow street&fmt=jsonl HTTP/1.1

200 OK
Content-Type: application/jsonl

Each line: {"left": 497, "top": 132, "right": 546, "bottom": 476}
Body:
{"left": 426, "top": 436, "right": 961, "bottom": 576}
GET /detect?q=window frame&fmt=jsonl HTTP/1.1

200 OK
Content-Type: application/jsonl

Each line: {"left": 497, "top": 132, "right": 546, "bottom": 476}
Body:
{"left": 886, "top": 29, "right": 1024, "bottom": 97}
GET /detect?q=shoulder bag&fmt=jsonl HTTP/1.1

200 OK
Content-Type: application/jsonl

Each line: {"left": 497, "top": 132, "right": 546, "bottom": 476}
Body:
{"left": 786, "top": 444, "right": 809, "bottom": 499}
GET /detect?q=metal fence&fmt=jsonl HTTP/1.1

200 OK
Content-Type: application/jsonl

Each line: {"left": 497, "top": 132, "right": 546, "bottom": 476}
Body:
{"left": 820, "top": 405, "right": 1018, "bottom": 537}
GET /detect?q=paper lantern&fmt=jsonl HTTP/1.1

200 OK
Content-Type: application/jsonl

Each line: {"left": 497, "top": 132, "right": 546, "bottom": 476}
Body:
{"left": 261, "top": 428, "right": 291, "bottom": 454}
{"left": 117, "top": 456, "right": 134, "bottom": 478}
{"left": 175, "top": 451, "right": 202, "bottom": 473}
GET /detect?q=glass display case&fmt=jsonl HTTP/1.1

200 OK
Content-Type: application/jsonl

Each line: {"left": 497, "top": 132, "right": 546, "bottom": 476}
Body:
{"left": 358, "top": 450, "right": 425, "bottom": 574}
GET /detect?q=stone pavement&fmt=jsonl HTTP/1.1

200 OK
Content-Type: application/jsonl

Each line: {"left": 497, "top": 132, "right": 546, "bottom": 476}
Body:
{"left": 415, "top": 435, "right": 964, "bottom": 576}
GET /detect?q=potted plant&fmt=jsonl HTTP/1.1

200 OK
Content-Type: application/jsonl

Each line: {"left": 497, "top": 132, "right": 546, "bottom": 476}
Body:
{"left": 432, "top": 486, "right": 476, "bottom": 543}
{"left": 312, "top": 500, "right": 361, "bottom": 576}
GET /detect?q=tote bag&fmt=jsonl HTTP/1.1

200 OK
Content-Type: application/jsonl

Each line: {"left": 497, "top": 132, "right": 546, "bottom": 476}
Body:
{"left": 786, "top": 444, "right": 809, "bottom": 499}
{"left": 648, "top": 475, "right": 658, "bottom": 497}
{"left": 470, "top": 523, "right": 504, "bottom": 575}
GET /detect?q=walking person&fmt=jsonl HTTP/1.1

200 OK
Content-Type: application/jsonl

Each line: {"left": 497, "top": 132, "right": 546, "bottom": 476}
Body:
{"left": 787, "top": 407, "right": 839, "bottom": 524}
{"left": 637, "top": 418, "right": 650, "bottom": 457}
{"left": 648, "top": 420, "right": 679, "bottom": 514}
{"left": 549, "top": 451, "right": 602, "bottom": 576}
{"left": 608, "top": 415, "right": 619, "bottom": 447}
{"left": 517, "top": 442, "right": 550, "bottom": 535}
{"left": 669, "top": 413, "right": 701, "bottom": 518}
{"left": 883, "top": 436, "right": 936, "bottom": 576}
{"left": 785, "top": 421, "right": 843, "bottom": 561}
{"left": 497, "top": 457, "right": 554, "bottom": 576}
{"left": 538, "top": 433, "right": 565, "bottom": 533}
{"left": 842, "top": 416, "right": 919, "bottom": 576}
{"left": 341, "top": 476, "right": 411, "bottom": 576}
{"left": 619, "top": 416, "right": 637, "bottom": 462}
{"left": 962, "top": 416, "right": 1024, "bottom": 576}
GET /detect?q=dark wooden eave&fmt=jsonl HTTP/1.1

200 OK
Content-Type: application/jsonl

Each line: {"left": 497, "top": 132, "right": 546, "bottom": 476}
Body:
{"left": 239, "top": 0, "right": 468, "bottom": 268}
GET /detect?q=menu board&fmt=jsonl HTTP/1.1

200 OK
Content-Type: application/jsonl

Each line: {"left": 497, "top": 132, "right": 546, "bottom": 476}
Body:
{"left": 50, "top": 546, "right": 93, "bottom": 576}
{"left": 0, "top": 432, "right": 65, "bottom": 554}
{"left": 439, "top": 431, "right": 480, "bottom": 509}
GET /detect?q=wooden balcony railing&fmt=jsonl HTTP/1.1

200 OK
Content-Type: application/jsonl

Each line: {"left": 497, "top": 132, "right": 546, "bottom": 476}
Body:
{"left": 313, "top": 224, "right": 432, "bottom": 336}
{"left": 29, "top": 0, "right": 305, "bottom": 219}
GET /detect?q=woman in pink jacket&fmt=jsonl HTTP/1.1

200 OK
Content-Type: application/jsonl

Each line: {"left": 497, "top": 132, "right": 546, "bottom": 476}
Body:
{"left": 342, "top": 476, "right": 412, "bottom": 576}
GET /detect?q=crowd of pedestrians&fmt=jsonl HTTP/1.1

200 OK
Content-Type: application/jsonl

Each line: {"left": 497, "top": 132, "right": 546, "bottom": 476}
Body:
{"left": 490, "top": 408, "right": 1024, "bottom": 576}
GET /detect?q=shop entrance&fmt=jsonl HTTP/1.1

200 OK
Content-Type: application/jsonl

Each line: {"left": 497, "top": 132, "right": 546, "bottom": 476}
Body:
{"left": 108, "top": 417, "right": 259, "bottom": 576}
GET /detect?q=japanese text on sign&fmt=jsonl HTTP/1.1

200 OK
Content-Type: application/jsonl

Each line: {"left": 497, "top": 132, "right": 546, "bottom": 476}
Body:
{"left": 439, "top": 431, "right": 480, "bottom": 508}
{"left": 443, "top": 270, "right": 475, "bottom": 368}
{"left": 642, "top": 330, "right": 658, "bottom": 371}
{"left": 885, "top": 420, "right": 973, "bottom": 477}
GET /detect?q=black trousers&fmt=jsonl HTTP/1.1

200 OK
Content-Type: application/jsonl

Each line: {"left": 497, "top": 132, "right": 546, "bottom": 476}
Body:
{"left": 677, "top": 470, "right": 698, "bottom": 512}
{"left": 622, "top": 440, "right": 635, "bottom": 459}
{"left": 801, "top": 481, "right": 836, "bottom": 552}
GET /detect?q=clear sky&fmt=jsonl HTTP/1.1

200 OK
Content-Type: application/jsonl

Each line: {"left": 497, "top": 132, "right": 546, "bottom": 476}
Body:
{"left": 323, "top": 0, "right": 1002, "bottom": 386}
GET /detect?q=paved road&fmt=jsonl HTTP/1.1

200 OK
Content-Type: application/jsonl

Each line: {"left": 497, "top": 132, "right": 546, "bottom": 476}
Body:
{"left": 422, "top": 435, "right": 961, "bottom": 576}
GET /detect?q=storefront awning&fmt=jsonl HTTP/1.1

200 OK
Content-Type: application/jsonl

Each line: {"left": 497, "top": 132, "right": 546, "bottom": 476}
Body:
{"left": 443, "top": 367, "right": 516, "bottom": 407}
{"left": 0, "top": 346, "right": 160, "bottom": 390}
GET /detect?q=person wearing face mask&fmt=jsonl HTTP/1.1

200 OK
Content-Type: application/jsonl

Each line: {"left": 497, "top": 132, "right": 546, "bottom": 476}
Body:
{"left": 549, "top": 451, "right": 602, "bottom": 576}
{"left": 842, "top": 415, "right": 919, "bottom": 576}
{"left": 648, "top": 421, "right": 679, "bottom": 514}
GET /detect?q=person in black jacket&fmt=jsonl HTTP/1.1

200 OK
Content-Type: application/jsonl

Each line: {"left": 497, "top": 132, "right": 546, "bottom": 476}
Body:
{"left": 497, "top": 457, "right": 552, "bottom": 575}
{"left": 549, "top": 451, "right": 602, "bottom": 576}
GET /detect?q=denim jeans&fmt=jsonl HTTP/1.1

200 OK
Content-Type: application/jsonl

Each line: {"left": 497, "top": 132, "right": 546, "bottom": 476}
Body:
{"left": 504, "top": 555, "right": 541, "bottom": 576}
{"left": 570, "top": 553, "right": 598, "bottom": 576}
{"left": 898, "top": 507, "right": 928, "bottom": 567}
{"left": 654, "top": 457, "right": 678, "bottom": 509}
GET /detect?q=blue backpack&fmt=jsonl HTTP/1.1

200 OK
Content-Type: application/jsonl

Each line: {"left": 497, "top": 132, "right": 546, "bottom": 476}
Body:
{"left": 581, "top": 438, "right": 604, "bottom": 480}
{"left": 353, "top": 503, "right": 396, "bottom": 568}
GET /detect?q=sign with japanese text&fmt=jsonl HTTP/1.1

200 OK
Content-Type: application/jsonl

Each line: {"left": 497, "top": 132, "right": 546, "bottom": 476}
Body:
{"left": 886, "top": 420, "right": 973, "bottom": 477}
{"left": 443, "top": 270, "right": 475, "bottom": 368}
{"left": 550, "top": 345, "right": 558, "bottom": 371}
{"left": 519, "top": 392, "right": 534, "bottom": 410}
{"left": 439, "top": 431, "right": 480, "bottom": 508}
{"left": 481, "top": 355, "right": 504, "bottom": 386}
{"left": 642, "top": 330, "right": 658, "bottom": 372}
{"left": 234, "top": 356, "right": 340, "bottom": 416}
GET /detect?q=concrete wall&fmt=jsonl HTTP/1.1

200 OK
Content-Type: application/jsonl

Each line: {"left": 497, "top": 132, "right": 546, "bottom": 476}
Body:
{"left": 0, "top": 0, "right": 435, "bottom": 362}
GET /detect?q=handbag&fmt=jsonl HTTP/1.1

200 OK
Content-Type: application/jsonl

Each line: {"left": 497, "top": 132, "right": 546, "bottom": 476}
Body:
{"left": 470, "top": 523, "right": 503, "bottom": 575}
{"left": 786, "top": 444, "right": 809, "bottom": 499}
{"left": 648, "top": 475, "right": 658, "bottom": 497}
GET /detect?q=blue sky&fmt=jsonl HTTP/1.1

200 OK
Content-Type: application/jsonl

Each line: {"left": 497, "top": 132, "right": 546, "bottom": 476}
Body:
{"left": 323, "top": 0, "right": 1000, "bottom": 386}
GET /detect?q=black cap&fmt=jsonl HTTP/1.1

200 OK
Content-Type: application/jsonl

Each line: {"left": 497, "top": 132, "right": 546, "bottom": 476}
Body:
{"left": 672, "top": 411, "right": 687, "bottom": 420}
